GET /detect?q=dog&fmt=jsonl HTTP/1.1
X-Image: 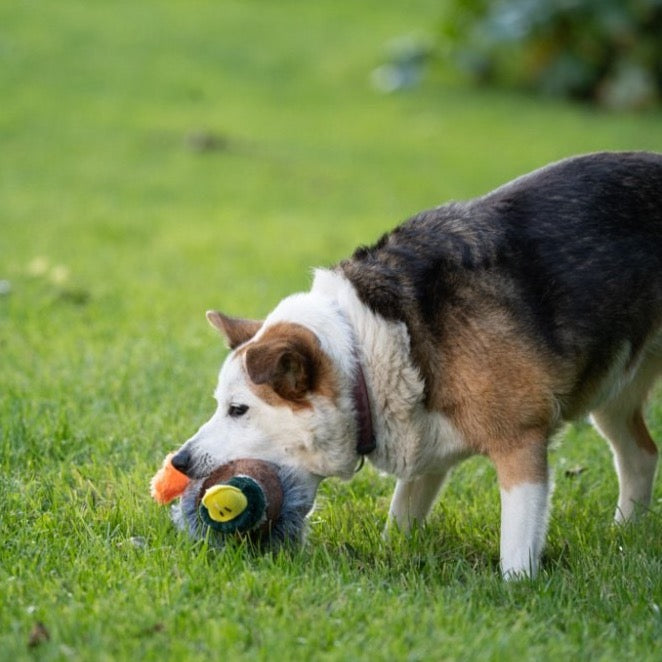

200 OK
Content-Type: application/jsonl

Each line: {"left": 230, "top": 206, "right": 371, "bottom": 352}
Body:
{"left": 170, "top": 152, "right": 661, "bottom": 577}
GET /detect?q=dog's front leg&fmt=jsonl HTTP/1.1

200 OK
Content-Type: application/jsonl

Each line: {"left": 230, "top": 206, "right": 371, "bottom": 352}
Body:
{"left": 491, "top": 443, "right": 550, "bottom": 579}
{"left": 387, "top": 472, "right": 449, "bottom": 534}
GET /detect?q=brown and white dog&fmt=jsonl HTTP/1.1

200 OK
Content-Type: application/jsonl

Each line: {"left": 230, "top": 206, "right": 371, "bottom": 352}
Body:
{"left": 171, "top": 152, "right": 661, "bottom": 577}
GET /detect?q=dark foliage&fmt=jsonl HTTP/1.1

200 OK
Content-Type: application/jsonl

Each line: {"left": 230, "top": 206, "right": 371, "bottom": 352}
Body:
{"left": 439, "top": 0, "right": 662, "bottom": 108}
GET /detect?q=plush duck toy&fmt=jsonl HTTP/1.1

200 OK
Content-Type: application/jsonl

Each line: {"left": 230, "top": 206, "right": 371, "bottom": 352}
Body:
{"left": 150, "top": 454, "right": 284, "bottom": 539}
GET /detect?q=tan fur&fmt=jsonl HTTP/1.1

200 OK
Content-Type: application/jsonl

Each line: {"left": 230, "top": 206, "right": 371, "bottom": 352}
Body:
{"left": 427, "top": 306, "right": 560, "bottom": 459}
{"left": 415, "top": 304, "right": 660, "bottom": 492}
{"left": 490, "top": 439, "right": 549, "bottom": 490}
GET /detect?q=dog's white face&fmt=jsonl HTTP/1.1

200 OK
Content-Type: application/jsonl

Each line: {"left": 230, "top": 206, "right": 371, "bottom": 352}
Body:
{"left": 173, "top": 307, "right": 361, "bottom": 499}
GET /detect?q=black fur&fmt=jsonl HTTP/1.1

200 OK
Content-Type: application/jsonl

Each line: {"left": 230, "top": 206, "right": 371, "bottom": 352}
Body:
{"left": 339, "top": 152, "right": 662, "bottom": 409}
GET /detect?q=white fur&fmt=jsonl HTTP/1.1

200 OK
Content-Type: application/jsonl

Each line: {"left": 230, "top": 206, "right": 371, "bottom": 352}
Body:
{"left": 312, "top": 269, "right": 467, "bottom": 479}
{"left": 591, "top": 409, "right": 658, "bottom": 524}
{"left": 499, "top": 482, "right": 550, "bottom": 579}
{"left": 180, "top": 278, "right": 364, "bottom": 483}
{"left": 590, "top": 349, "right": 661, "bottom": 522}
{"left": 187, "top": 346, "right": 354, "bottom": 481}
{"left": 387, "top": 461, "right": 465, "bottom": 533}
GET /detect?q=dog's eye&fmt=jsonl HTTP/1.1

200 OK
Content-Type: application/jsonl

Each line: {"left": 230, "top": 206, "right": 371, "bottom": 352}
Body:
{"left": 228, "top": 403, "right": 249, "bottom": 418}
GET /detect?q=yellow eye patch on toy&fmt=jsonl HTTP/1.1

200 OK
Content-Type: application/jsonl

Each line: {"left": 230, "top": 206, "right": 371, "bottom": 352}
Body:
{"left": 198, "top": 474, "right": 267, "bottom": 534}
{"left": 201, "top": 484, "right": 248, "bottom": 522}
{"left": 195, "top": 460, "right": 285, "bottom": 537}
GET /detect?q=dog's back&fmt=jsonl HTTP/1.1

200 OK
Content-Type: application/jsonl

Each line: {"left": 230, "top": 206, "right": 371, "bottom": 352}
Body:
{"left": 340, "top": 151, "right": 662, "bottom": 419}
{"left": 483, "top": 152, "right": 662, "bottom": 411}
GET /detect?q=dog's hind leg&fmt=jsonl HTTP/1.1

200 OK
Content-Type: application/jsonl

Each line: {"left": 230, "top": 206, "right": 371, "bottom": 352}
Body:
{"left": 590, "top": 356, "right": 660, "bottom": 523}
{"left": 491, "top": 441, "right": 550, "bottom": 579}
{"left": 387, "top": 472, "right": 450, "bottom": 534}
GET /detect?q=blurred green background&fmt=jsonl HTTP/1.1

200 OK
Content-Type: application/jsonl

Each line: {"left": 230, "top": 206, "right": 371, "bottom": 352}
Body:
{"left": 1, "top": 1, "right": 661, "bottom": 659}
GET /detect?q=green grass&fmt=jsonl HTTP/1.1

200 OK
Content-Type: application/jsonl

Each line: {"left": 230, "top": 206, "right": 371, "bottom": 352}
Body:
{"left": 1, "top": 1, "right": 661, "bottom": 659}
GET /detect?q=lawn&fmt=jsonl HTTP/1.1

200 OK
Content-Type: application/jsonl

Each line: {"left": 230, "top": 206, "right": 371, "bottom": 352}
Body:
{"left": 1, "top": 1, "right": 661, "bottom": 660}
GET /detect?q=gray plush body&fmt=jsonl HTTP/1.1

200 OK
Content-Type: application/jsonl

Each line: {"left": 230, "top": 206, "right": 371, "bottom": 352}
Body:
{"left": 171, "top": 465, "right": 314, "bottom": 549}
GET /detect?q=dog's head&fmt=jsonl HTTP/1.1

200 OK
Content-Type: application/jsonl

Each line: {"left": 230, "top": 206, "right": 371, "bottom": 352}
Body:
{"left": 171, "top": 294, "right": 363, "bottom": 543}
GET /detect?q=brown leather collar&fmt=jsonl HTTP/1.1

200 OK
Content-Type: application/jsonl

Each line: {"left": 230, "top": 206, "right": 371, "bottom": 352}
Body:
{"left": 353, "top": 358, "right": 376, "bottom": 457}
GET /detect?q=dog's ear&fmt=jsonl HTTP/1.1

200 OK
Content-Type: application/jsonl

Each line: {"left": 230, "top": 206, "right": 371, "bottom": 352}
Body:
{"left": 206, "top": 311, "right": 263, "bottom": 350}
{"left": 244, "top": 331, "right": 319, "bottom": 402}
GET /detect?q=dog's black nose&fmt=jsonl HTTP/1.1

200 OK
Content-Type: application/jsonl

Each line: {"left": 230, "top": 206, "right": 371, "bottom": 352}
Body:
{"left": 171, "top": 449, "right": 191, "bottom": 474}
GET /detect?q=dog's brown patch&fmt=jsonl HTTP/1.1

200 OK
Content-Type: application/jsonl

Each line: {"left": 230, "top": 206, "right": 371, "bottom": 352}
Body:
{"left": 241, "top": 323, "right": 338, "bottom": 409}
{"left": 430, "top": 308, "right": 556, "bottom": 490}
{"left": 427, "top": 305, "right": 561, "bottom": 460}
